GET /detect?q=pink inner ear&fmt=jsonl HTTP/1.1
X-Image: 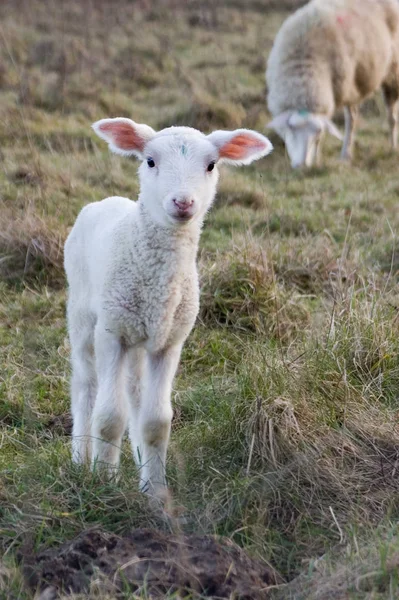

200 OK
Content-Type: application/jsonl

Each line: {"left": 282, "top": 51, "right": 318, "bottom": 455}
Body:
{"left": 98, "top": 121, "right": 145, "bottom": 151}
{"left": 219, "top": 134, "right": 266, "bottom": 160}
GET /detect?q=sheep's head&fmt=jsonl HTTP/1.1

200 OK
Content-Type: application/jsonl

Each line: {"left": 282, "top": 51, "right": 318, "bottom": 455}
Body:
{"left": 268, "top": 110, "right": 342, "bottom": 168}
{"left": 92, "top": 118, "right": 272, "bottom": 227}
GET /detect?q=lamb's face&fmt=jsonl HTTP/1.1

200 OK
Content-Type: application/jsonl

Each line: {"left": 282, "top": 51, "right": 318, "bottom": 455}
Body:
{"left": 268, "top": 110, "right": 342, "bottom": 168}
{"left": 138, "top": 129, "right": 220, "bottom": 227}
{"left": 92, "top": 119, "right": 273, "bottom": 227}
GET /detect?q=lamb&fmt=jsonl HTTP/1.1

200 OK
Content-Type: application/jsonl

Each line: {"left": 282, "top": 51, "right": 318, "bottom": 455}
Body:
{"left": 64, "top": 118, "right": 272, "bottom": 499}
{"left": 266, "top": 0, "right": 399, "bottom": 168}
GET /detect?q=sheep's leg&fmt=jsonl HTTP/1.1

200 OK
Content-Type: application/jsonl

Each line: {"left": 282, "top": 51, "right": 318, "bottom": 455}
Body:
{"left": 138, "top": 344, "right": 182, "bottom": 498}
{"left": 69, "top": 315, "right": 97, "bottom": 464}
{"left": 310, "top": 133, "right": 323, "bottom": 167}
{"left": 341, "top": 105, "right": 358, "bottom": 161}
{"left": 382, "top": 83, "right": 399, "bottom": 150}
{"left": 125, "top": 346, "right": 146, "bottom": 467}
{"left": 388, "top": 101, "right": 398, "bottom": 150}
{"left": 315, "top": 136, "right": 323, "bottom": 166}
{"left": 91, "top": 328, "right": 127, "bottom": 476}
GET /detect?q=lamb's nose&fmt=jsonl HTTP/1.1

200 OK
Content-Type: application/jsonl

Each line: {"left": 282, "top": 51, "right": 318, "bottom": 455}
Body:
{"left": 173, "top": 198, "right": 194, "bottom": 210}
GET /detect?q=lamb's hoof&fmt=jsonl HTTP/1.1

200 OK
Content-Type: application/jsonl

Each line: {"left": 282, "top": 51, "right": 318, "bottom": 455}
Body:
{"left": 71, "top": 446, "right": 91, "bottom": 466}
{"left": 141, "top": 480, "right": 174, "bottom": 516}
{"left": 141, "top": 480, "right": 169, "bottom": 500}
{"left": 91, "top": 461, "right": 120, "bottom": 483}
{"left": 147, "top": 490, "right": 188, "bottom": 526}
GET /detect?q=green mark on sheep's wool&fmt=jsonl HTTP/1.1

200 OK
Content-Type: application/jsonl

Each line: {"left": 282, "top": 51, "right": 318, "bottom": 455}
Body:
{"left": 180, "top": 144, "right": 187, "bottom": 156}
{"left": 298, "top": 109, "right": 309, "bottom": 116}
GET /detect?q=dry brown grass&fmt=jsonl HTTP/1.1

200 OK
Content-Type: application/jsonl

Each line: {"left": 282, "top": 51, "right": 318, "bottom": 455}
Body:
{"left": 199, "top": 232, "right": 363, "bottom": 342}
{"left": 0, "top": 204, "right": 66, "bottom": 286}
{"left": 199, "top": 238, "right": 311, "bottom": 341}
{"left": 281, "top": 530, "right": 399, "bottom": 599}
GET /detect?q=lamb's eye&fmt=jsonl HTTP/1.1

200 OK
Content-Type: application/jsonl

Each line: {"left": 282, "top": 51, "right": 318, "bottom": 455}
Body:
{"left": 147, "top": 158, "right": 155, "bottom": 168}
{"left": 207, "top": 161, "right": 215, "bottom": 172}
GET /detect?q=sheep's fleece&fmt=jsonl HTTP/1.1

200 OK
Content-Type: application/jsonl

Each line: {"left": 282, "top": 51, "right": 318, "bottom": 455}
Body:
{"left": 266, "top": 0, "right": 399, "bottom": 167}
{"left": 64, "top": 119, "right": 272, "bottom": 498}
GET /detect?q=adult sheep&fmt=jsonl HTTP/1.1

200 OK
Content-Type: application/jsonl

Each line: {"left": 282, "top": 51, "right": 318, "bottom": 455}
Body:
{"left": 64, "top": 118, "right": 272, "bottom": 499}
{"left": 266, "top": 0, "right": 399, "bottom": 168}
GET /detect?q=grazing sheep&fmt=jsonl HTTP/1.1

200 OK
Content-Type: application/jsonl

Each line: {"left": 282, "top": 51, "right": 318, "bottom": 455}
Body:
{"left": 64, "top": 118, "right": 272, "bottom": 498}
{"left": 266, "top": 0, "right": 399, "bottom": 168}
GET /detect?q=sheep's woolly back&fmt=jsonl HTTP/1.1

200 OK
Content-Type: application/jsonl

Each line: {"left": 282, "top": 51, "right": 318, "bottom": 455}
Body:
{"left": 266, "top": 0, "right": 399, "bottom": 117}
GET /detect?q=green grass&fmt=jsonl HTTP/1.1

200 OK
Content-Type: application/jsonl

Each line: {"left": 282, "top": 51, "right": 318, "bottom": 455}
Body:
{"left": 1, "top": 0, "right": 399, "bottom": 597}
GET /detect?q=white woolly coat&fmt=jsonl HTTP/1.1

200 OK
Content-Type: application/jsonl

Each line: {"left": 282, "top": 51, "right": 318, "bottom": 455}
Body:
{"left": 64, "top": 197, "right": 200, "bottom": 354}
{"left": 266, "top": 0, "right": 399, "bottom": 118}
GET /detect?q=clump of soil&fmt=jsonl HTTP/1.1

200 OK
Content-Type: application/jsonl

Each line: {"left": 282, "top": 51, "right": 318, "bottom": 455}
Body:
{"left": 45, "top": 413, "right": 73, "bottom": 436}
{"left": 23, "top": 528, "right": 280, "bottom": 599}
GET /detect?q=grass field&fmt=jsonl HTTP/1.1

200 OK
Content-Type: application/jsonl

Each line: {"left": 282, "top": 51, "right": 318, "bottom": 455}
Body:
{"left": 1, "top": 0, "right": 399, "bottom": 597}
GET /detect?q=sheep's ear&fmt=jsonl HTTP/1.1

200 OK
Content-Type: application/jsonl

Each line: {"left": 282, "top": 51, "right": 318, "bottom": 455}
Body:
{"left": 323, "top": 118, "right": 343, "bottom": 140}
{"left": 92, "top": 118, "right": 156, "bottom": 158}
{"left": 208, "top": 129, "right": 273, "bottom": 165}
{"left": 267, "top": 111, "right": 293, "bottom": 132}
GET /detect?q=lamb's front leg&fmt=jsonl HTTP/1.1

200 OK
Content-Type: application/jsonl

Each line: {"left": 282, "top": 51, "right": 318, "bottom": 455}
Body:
{"left": 91, "top": 327, "right": 128, "bottom": 476}
{"left": 125, "top": 346, "right": 146, "bottom": 466}
{"left": 139, "top": 343, "right": 182, "bottom": 498}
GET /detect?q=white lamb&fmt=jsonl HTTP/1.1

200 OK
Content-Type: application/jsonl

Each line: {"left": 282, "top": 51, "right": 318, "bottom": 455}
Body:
{"left": 266, "top": 0, "right": 399, "bottom": 168}
{"left": 64, "top": 118, "right": 272, "bottom": 498}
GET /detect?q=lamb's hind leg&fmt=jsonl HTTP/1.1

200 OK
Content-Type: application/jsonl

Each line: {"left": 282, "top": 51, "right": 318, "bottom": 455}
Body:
{"left": 341, "top": 105, "right": 358, "bottom": 161}
{"left": 382, "top": 82, "right": 399, "bottom": 150}
{"left": 69, "top": 313, "right": 97, "bottom": 464}
{"left": 91, "top": 327, "right": 128, "bottom": 476}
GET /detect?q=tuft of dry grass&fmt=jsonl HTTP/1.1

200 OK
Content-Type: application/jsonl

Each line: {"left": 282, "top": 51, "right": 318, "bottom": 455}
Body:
{"left": 280, "top": 527, "right": 399, "bottom": 599}
{"left": 199, "top": 237, "right": 311, "bottom": 341}
{"left": 0, "top": 204, "right": 66, "bottom": 287}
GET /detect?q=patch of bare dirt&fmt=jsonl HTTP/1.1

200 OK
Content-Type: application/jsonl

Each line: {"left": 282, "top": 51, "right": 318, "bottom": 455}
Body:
{"left": 23, "top": 528, "right": 281, "bottom": 598}
{"left": 45, "top": 413, "right": 73, "bottom": 436}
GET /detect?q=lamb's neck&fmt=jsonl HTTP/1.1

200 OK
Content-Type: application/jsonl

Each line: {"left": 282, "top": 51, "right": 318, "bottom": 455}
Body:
{"left": 134, "top": 201, "right": 201, "bottom": 269}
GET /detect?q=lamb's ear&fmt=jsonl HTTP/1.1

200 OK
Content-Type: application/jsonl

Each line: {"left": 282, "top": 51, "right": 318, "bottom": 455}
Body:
{"left": 92, "top": 118, "right": 156, "bottom": 158}
{"left": 323, "top": 118, "right": 343, "bottom": 140}
{"left": 207, "top": 129, "right": 273, "bottom": 165}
